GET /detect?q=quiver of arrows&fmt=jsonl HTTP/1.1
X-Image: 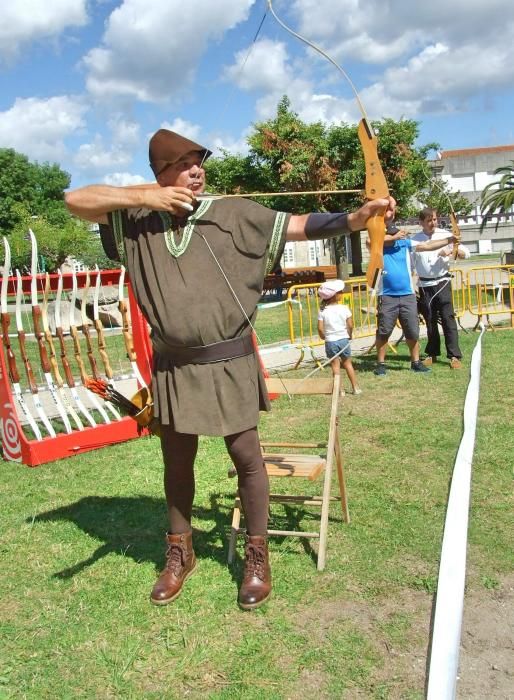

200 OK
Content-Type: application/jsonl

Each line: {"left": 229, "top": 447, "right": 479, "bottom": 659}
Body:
{"left": 130, "top": 386, "right": 160, "bottom": 436}
{"left": 85, "top": 379, "right": 160, "bottom": 436}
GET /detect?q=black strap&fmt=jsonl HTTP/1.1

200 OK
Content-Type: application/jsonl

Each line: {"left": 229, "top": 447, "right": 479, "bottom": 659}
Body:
{"left": 419, "top": 274, "right": 451, "bottom": 282}
{"left": 99, "top": 223, "right": 121, "bottom": 262}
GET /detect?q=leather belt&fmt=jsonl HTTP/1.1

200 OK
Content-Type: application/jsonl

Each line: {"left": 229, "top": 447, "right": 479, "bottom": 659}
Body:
{"left": 152, "top": 334, "right": 255, "bottom": 365}
{"left": 419, "top": 274, "right": 451, "bottom": 282}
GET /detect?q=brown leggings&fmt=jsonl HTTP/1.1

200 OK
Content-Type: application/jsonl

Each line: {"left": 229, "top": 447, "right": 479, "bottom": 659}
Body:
{"left": 159, "top": 425, "right": 269, "bottom": 535}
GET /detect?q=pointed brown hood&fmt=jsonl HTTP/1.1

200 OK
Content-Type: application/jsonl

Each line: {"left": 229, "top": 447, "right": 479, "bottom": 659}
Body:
{"left": 148, "top": 128, "right": 212, "bottom": 176}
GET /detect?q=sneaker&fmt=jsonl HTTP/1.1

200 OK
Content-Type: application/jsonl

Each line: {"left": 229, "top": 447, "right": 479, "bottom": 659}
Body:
{"left": 374, "top": 363, "right": 387, "bottom": 376}
{"left": 353, "top": 388, "right": 362, "bottom": 395}
{"left": 450, "top": 357, "right": 462, "bottom": 369}
{"left": 411, "top": 360, "right": 431, "bottom": 373}
{"left": 422, "top": 356, "right": 436, "bottom": 367}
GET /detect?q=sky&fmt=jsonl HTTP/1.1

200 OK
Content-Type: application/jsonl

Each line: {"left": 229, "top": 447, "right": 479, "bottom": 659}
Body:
{"left": 1, "top": 0, "right": 513, "bottom": 189}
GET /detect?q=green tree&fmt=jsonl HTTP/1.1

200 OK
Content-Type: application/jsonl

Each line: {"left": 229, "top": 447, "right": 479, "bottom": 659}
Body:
{"left": 7, "top": 205, "right": 102, "bottom": 273}
{"left": 206, "top": 97, "right": 444, "bottom": 275}
{"left": 0, "top": 149, "right": 71, "bottom": 232}
{"left": 480, "top": 161, "right": 514, "bottom": 230}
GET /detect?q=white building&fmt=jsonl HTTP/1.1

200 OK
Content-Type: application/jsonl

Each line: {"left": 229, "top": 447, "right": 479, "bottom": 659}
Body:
{"left": 282, "top": 143, "right": 514, "bottom": 266}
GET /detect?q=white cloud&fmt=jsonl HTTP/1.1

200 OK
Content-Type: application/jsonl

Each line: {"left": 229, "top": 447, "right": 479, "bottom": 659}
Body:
{"left": 103, "top": 172, "right": 147, "bottom": 186}
{"left": 83, "top": 0, "right": 255, "bottom": 103}
{"left": 74, "top": 137, "right": 131, "bottom": 172}
{"left": 209, "top": 131, "right": 251, "bottom": 158}
{"left": 158, "top": 119, "right": 203, "bottom": 144}
{"left": 0, "top": 0, "right": 88, "bottom": 62}
{"left": 224, "top": 39, "right": 292, "bottom": 92}
{"left": 258, "top": 0, "right": 514, "bottom": 122}
{"left": 74, "top": 117, "right": 141, "bottom": 175}
{"left": 290, "top": 0, "right": 511, "bottom": 63}
{"left": 0, "top": 96, "right": 87, "bottom": 162}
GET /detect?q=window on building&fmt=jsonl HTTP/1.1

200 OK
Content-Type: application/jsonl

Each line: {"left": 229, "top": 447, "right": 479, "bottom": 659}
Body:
{"left": 448, "top": 174, "right": 475, "bottom": 192}
{"left": 281, "top": 243, "right": 295, "bottom": 267}
{"left": 71, "top": 258, "right": 86, "bottom": 272}
{"left": 308, "top": 241, "right": 320, "bottom": 265}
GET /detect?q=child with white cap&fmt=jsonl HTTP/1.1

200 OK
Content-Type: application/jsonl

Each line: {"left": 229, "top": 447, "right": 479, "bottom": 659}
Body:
{"left": 317, "top": 279, "right": 361, "bottom": 395}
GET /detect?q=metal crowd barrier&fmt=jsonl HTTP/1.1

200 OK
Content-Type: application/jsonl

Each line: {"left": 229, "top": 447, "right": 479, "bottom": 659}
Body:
{"left": 285, "top": 263, "right": 514, "bottom": 356}
{"left": 286, "top": 278, "right": 376, "bottom": 364}
{"left": 465, "top": 264, "right": 514, "bottom": 329}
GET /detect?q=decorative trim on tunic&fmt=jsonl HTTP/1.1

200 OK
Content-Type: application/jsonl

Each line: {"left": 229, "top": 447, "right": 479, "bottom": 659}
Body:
{"left": 266, "top": 211, "right": 288, "bottom": 273}
{"left": 110, "top": 210, "right": 126, "bottom": 264}
{"left": 160, "top": 200, "right": 213, "bottom": 258}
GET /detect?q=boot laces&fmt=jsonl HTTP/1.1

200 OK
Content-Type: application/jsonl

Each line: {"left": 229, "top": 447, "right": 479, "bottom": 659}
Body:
{"left": 245, "top": 542, "right": 266, "bottom": 580}
{"left": 165, "top": 542, "right": 185, "bottom": 575}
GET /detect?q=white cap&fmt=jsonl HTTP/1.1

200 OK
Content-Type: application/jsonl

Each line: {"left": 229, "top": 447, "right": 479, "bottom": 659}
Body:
{"left": 318, "top": 279, "right": 346, "bottom": 300}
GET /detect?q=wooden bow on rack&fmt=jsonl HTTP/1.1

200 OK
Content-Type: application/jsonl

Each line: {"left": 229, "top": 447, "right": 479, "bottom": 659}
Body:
{"left": 1, "top": 237, "right": 43, "bottom": 440}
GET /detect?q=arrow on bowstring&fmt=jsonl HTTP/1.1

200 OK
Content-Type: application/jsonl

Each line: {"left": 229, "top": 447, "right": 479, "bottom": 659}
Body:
{"left": 1, "top": 237, "right": 43, "bottom": 440}
{"left": 266, "top": 1, "right": 390, "bottom": 290}
{"left": 195, "top": 188, "right": 362, "bottom": 201}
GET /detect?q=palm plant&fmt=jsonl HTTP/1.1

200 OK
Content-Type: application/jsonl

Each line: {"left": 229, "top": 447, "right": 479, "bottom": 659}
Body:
{"left": 480, "top": 161, "right": 514, "bottom": 231}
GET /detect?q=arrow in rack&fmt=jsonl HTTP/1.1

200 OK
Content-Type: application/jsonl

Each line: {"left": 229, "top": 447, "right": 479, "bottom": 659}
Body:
{"left": 80, "top": 270, "right": 121, "bottom": 420}
{"left": 118, "top": 266, "right": 147, "bottom": 388}
{"left": 267, "top": 1, "right": 390, "bottom": 290}
{"left": 14, "top": 269, "right": 55, "bottom": 437}
{"left": 69, "top": 268, "right": 112, "bottom": 424}
{"left": 1, "top": 237, "right": 43, "bottom": 440}
{"left": 54, "top": 270, "right": 96, "bottom": 428}
{"left": 29, "top": 230, "right": 73, "bottom": 434}
{"left": 41, "top": 272, "right": 84, "bottom": 431}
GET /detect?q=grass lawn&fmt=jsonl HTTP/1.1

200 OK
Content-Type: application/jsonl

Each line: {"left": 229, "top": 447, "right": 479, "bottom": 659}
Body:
{"left": 0, "top": 330, "right": 513, "bottom": 698}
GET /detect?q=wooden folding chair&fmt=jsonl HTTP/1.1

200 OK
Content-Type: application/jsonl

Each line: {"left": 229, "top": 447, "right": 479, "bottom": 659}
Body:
{"left": 227, "top": 373, "right": 349, "bottom": 571}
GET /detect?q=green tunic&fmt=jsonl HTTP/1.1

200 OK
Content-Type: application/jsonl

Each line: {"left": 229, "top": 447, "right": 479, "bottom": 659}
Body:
{"left": 107, "top": 198, "right": 289, "bottom": 435}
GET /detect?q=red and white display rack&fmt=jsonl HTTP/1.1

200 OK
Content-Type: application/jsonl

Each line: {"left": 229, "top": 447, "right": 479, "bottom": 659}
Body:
{"left": 0, "top": 269, "right": 152, "bottom": 467}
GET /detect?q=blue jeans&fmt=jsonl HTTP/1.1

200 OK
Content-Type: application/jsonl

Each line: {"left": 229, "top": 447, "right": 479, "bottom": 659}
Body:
{"left": 325, "top": 338, "right": 351, "bottom": 359}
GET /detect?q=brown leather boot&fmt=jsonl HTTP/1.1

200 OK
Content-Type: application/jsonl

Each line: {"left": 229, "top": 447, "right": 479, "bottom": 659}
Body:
{"left": 238, "top": 535, "right": 272, "bottom": 610}
{"left": 150, "top": 531, "right": 197, "bottom": 605}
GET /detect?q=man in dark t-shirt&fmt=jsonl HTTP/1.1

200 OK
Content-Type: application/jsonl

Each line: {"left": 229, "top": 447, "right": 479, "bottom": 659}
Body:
{"left": 66, "top": 128, "right": 395, "bottom": 610}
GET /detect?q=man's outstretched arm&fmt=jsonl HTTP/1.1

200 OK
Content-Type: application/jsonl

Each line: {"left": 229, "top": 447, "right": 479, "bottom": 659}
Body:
{"left": 65, "top": 184, "right": 197, "bottom": 224}
{"left": 286, "top": 197, "right": 396, "bottom": 241}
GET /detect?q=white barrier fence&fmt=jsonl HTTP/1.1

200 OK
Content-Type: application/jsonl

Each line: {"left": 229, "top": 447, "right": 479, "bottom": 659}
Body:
{"left": 426, "top": 324, "right": 486, "bottom": 699}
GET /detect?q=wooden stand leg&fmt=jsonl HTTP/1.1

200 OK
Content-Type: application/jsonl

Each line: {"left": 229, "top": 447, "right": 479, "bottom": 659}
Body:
{"left": 228, "top": 496, "right": 242, "bottom": 563}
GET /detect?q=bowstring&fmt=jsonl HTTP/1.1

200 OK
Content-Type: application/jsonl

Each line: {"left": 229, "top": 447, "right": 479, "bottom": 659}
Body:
{"left": 195, "top": 3, "right": 367, "bottom": 396}
{"left": 266, "top": 0, "right": 369, "bottom": 122}
{"left": 195, "top": 7, "right": 269, "bottom": 174}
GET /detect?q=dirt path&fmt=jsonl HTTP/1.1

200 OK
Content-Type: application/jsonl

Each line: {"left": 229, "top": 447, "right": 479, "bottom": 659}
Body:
{"left": 291, "top": 574, "right": 514, "bottom": 698}
{"left": 458, "top": 574, "right": 514, "bottom": 699}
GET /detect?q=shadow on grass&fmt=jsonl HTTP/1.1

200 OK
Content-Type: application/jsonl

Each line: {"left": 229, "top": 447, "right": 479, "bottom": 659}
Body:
{"left": 356, "top": 350, "right": 423, "bottom": 373}
{"left": 31, "top": 493, "right": 238, "bottom": 581}
{"left": 31, "top": 491, "right": 339, "bottom": 582}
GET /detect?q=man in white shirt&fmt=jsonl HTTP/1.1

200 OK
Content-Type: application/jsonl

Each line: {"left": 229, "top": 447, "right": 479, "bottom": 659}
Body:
{"left": 410, "top": 208, "right": 470, "bottom": 369}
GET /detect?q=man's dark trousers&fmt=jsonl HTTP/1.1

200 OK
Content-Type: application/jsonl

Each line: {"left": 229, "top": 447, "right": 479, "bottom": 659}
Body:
{"left": 418, "top": 280, "right": 462, "bottom": 359}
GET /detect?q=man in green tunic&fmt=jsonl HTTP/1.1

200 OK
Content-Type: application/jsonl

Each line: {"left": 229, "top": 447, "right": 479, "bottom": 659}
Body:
{"left": 66, "top": 128, "right": 395, "bottom": 610}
